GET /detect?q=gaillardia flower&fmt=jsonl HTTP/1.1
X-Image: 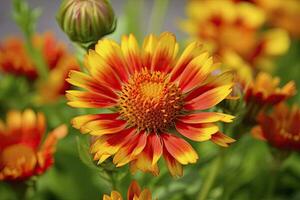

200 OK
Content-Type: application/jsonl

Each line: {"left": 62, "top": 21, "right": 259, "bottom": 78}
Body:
{"left": 181, "top": 0, "right": 290, "bottom": 71}
{"left": 245, "top": 72, "right": 296, "bottom": 107}
{"left": 0, "top": 33, "right": 79, "bottom": 103}
{"left": 0, "top": 109, "right": 67, "bottom": 181}
{"left": 243, "top": 72, "right": 296, "bottom": 124}
{"left": 103, "top": 180, "right": 152, "bottom": 200}
{"left": 56, "top": 0, "right": 116, "bottom": 47}
{"left": 67, "top": 32, "right": 235, "bottom": 177}
{"left": 252, "top": 103, "right": 300, "bottom": 151}
{"left": 241, "top": 0, "right": 300, "bottom": 38}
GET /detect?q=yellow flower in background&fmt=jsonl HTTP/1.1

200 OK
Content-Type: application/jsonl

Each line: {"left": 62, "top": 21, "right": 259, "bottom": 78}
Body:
{"left": 252, "top": 103, "right": 300, "bottom": 151}
{"left": 247, "top": 0, "right": 300, "bottom": 38}
{"left": 181, "top": 0, "right": 290, "bottom": 73}
{"left": 103, "top": 180, "right": 153, "bottom": 200}
{"left": 0, "top": 32, "right": 80, "bottom": 103}
{"left": 0, "top": 109, "right": 67, "bottom": 181}
{"left": 67, "top": 32, "right": 235, "bottom": 177}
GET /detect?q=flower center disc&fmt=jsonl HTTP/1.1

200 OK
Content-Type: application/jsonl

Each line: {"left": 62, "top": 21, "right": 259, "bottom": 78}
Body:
{"left": 118, "top": 69, "right": 183, "bottom": 132}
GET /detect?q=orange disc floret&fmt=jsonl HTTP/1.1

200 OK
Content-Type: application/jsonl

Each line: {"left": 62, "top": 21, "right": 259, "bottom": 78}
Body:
{"left": 0, "top": 109, "right": 67, "bottom": 181}
{"left": 252, "top": 103, "right": 300, "bottom": 151}
{"left": 103, "top": 180, "right": 152, "bottom": 200}
{"left": 245, "top": 72, "right": 296, "bottom": 106}
{"left": 66, "top": 32, "right": 235, "bottom": 177}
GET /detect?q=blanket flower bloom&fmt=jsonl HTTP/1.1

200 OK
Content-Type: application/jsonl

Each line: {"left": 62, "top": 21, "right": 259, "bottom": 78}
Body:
{"left": 245, "top": 72, "right": 296, "bottom": 107}
{"left": 0, "top": 32, "right": 79, "bottom": 103}
{"left": 181, "top": 0, "right": 290, "bottom": 72}
{"left": 241, "top": 0, "right": 300, "bottom": 38}
{"left": 244, "top": 72, "right": 296, "bottom": 122}
{"left": 0, "top": 109, "right": 67, "bottom": 181}
{"left": 252, "top": 103, "right": 300, "bottom": 151}
{"left": 103, "top": 180, "right": 152, "bottom": 200}
{"left": 67, "top": 32, "right": 235, "bottom": 177}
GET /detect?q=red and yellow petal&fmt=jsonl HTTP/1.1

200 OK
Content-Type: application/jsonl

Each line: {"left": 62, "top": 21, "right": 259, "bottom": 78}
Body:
{"left": 210, "top": 132, "right": 235, "bottom": 147}
{"left": 179, "top": 52, "right": 213, "bottom": 93}
{"left": 142, "top": 34, "right": 158, "bottom": 68}
{"left": 185, "top": 71, "right": 234, "bottom": 102}
{"left": 94, "top": 38, "right": 129, "bottom": 83}
{"left": 127, "top": 180, "right": 141, "bottom": 200}
{"left": 162, "top": 133, "right": 198, "bottom": 165}
{"left": 130, "top": 133, "right": 162, "bottom": 175}
{"left": 67, "top": 70, "right": 118, "bottom": 99}
{"left": 121, "top": 34, "right": 142, "bottom": 73}
{"left": 163, "top": 146, "right": 183, "bottom": 177}
{"left": 170, "top": 41, "right": 204, "bottom": 82}
{"left": 21, "top": 110, "right": 45, "bottom": 149}
{"left": 37, "top": 125, "right": 68, "bottom": 171}
{"left": 71, "top": 113, "right": 126, "bottom": 135}
{"left": 66, "top": 90, "right": 117, "bottom": 108}
{"left": 150, "top": 32, "right": 178, "bottom": 72}
{"left": 184, "top": 85, "right": 232, "bottom": 111}
{"left": 113, "top": 132, "right": 147, "bottom": 167}
{"left": 176, "top": 121, "right": 219, "bottom": 142}
{"left": 178, "top": 112, "right": 234, "bottom": 124}
{"left": 85, "top": 50, "right": 122, "bottom": 91}
{"left": 91, "top": 128, "right": 135, "bottom": 164}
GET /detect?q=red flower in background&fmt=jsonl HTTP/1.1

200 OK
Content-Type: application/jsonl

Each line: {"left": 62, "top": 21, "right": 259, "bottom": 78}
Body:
{"left": 0, "top": 32, "right": 79, "bottom": 103}
{"left": 252, "top": 103, "right": 300, "bottom": 151}
{"left": 0, "top": 109, "right": 67, "bottom": 181}
{"left": 245, "top": 72, "right": 296, "bottom": 106}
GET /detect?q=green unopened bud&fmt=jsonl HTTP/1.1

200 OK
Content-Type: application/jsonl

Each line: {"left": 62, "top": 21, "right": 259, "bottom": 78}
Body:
{"left": 56, "top": 0, "right": 116, "bottom": 48}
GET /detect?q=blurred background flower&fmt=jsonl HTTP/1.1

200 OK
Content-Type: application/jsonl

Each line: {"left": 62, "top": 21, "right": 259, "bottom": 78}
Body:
{"left": 0, "top": 109, "right": 67, "bottom": 181}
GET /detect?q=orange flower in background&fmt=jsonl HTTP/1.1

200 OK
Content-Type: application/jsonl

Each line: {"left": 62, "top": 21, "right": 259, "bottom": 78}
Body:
{"left": 67, "top": 32, "right": 235, "bottom": 177}
{"left": 252, "top": 103, "right": 300, "bottom": 151}
{"left": 0, "top": 109, "right": 67, "bottom": 181}
{"left": 245, "top": 72, "right": 296, "bottom": 107}
{"left": 0, "top": 32, "right": 79, "bottom": 103}
{"left": 181, "top": 0, "right": 290, "bottom": 72}
{"left": 103, "top": 180, "right": 152, "bottom": 200}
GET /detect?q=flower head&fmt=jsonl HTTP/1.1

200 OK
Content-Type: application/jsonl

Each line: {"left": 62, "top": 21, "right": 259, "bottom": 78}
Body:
{"left": 103, "top": 180, "right": 152, "bottom": 200}
{"left": 0, "top": 109, "right": 67, "bottom": 181}
{"left": 0, "top": 33, "right": 79, "bottom": 103}
{"left": 245, "top": 72, "right": 296, "bottom": 106}
{"left": 245, "top": 0, "right": 300, "bottom": 38}
{"left": 56, "top": 0, "right": 116, "bottom": 47}
{"left": 181, "top": 0, "right": 290, "bottom": 71}
{"left": 252, "top": 103, "right": 300, "bottom": 151}
{"left": 67, "top": 32, "right": 235, "bottom": 177}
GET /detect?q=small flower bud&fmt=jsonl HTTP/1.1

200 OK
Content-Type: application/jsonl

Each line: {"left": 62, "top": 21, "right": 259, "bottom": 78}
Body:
{"left": 56, "top": 0, "right": 116, "bottom": 48}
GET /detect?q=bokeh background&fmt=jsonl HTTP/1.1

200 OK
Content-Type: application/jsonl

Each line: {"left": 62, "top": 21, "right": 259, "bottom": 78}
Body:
{"left": 1, "top": 1, "right": 300, "bottom": 200}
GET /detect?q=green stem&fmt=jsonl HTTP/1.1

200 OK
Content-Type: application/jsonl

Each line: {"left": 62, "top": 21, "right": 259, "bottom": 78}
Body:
{"left": 197, "top": 152, "right": 223, "bottom": 200}
{"left": 148, "top": 0, "right": 169, "bottom": 34}
{"left": 266, "top": 151, "right": 287, "bottom": 200}
{"left": 106, "top": 170, "right": 117, "bottom": 190}
{"left": 24, "top": 37, "right": 49, "bottom": 80}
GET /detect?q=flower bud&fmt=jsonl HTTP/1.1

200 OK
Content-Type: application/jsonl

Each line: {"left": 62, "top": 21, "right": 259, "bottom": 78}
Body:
{"left": 56, "top": 0, "right": 116, "bottom": 48}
